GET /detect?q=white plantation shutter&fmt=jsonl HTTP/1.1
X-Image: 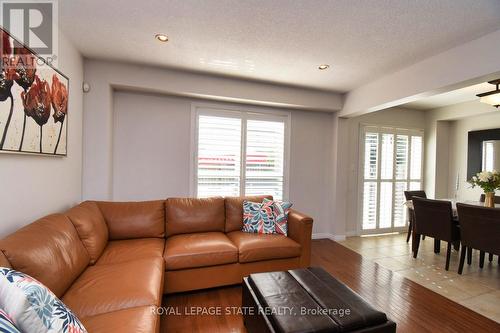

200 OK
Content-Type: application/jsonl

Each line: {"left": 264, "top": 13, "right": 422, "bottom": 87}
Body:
{"left": 195, "top": 108, "right": 289, "bottom": 199}
{"left": 361, "top": 126, "right": 423, "bottom": 233}
{"left": 245, "top": 119, "right": 285, "bottom": 200}
{"left": 197, "top": 115, "right": 242, "bottom": 197}
{"left": 362, "top": 131, "right": 379, "bottom": 230}
{"left": 364, "top": 132, "right": 378, "bottom": 180}
{"left": 362, "top": 182, "right": 377, "bottom": 230}
{"left": 393, "top": 182, "right": 408, "bottom": 227}
{"left": 379, "top": 133, "right": 394, "bottom": 228}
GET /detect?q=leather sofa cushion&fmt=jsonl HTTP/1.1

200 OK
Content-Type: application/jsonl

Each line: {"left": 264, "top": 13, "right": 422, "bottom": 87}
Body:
{"left": 0, "top": 214, "right": 89, "bottom": 297}
{"left": 97, "top": 238, "right": 164, "bottom": 265}
{"left": 164, "top": 232, "right": 238, "bottom": 270}
{"left": 166, "top": 197, "right": 225, "bottom": 236}
{"left": 63, "top": 257, "right": 164, "bottom": 318}
{"left": 81, "top": 306, "right": 159, "bottom": 333}
{"left": 66, "top": 201, "right": 109, "bottom": 264}
{"left": 0, "top": 251, "right": 10, "bottom": 268}
{"left": 225, "top": 195, "right": 272, "bottom": 232}
{"left": 164, "top": 263, "right": 240, "bottom": 293}
{"left": 96, "top": 201, "right": 165, "bottom": 240}
{"left": 227, "top": 231, "right": 301, "bottom": 263}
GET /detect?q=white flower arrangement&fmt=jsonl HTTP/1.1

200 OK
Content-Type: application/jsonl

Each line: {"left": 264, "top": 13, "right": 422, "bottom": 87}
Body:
{"left": 469, "top": 170, "right": 500, "bottom": 193}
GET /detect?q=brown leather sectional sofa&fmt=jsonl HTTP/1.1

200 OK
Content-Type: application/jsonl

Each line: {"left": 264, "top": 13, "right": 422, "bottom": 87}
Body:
{"left": 0, "top": 196, "right": 313, "bottom": 333}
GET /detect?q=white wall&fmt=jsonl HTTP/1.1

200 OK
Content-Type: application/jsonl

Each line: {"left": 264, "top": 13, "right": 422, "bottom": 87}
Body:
{"left": 339, "top": 107, "right": 426, "bottom": 235}
{"left": 425, "top": 101, "right": 500, "bottom": 201}
{"left": 112, "top": 92, "right": 191, "bottom": 200}
{"left": 112, "top": 91, "right": 334, "bottom": 235}
{"left": 288, "top": 106, "right": 334, "bottom": 236}
{"left": 0, "top": 32, "right": 84, "bottom": 237}
{"left": 83, "top": 60, "right": 342, "bottom": 201}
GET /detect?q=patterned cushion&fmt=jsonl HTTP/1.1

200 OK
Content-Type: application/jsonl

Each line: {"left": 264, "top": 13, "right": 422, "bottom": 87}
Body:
{"left": 263, "top": 198, "right": 293, "bottom": 236}
{"left": 0, "top": 309, "right": 20, "bottom": 333}
{"left": 242, "top": 200, "right": 275, "bottom": 234}
{"left": 0, "top": 268, "right": 87, "bottom": 333}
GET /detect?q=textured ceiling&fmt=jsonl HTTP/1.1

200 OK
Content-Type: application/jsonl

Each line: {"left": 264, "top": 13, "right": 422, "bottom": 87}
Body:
{"left": 59, "top": 0, "right": 500, "bottom": 92}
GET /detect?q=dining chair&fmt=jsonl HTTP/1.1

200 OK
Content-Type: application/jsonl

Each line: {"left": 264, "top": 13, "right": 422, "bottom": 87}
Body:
{"left": 412, "top": 197, "right": 461, "bottom": 271}
{"left": 478, "top": 194, "right": 500, "bottom": 263}
{"left": 404, "top": 190, "right": 427, "bottom": 243}
{"left": 456, "top": 203, "right": 500, "bottom": 274}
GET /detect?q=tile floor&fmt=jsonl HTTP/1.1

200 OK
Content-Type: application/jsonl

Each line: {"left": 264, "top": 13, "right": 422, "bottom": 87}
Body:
{"left": 338, "top": 233, "right": 500, "bottom": 323}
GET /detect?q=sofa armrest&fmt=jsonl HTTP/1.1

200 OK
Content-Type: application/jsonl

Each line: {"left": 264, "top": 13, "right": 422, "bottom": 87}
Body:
{"left": 287, "top": 209, "right": 313, "bottom": 267}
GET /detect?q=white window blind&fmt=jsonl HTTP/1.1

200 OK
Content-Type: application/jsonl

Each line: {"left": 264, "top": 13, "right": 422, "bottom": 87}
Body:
{"left": 195, "top": 108, "right": 288, "bottom": 200}
{"left": 360, "top": 126, "right": 424, "bottom": 233}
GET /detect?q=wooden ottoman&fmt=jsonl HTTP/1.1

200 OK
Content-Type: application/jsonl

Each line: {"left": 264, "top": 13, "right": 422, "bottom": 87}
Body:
{"left": 243, "top": 267, "right": 396, "bottom": 333}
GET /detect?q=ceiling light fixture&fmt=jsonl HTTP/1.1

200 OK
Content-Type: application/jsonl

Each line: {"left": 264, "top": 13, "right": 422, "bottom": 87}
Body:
{"left": 477, "top": 79, "right": 500, "bottom": 108}
{"left": 318, "top": 64, "right": 330, "bottom": 70}
{"left": 155, "top": 34, "right": 169, "bottom": 42}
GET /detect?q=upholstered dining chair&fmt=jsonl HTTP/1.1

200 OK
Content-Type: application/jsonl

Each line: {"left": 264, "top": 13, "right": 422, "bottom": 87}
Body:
{"left": 412, "top": 197, "right": 461, "bottom": 271}
{"left": 404, "top": 190, "right": 427, "bottom": 243}
{"left": 456, "top": 203, "right": 500, "bottom": 274}
{"left": 478, "top": 194, "right": 500, "bottom": 263}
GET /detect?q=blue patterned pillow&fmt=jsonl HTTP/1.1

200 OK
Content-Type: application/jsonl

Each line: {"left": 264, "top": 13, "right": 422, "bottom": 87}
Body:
{"left": 263, "top": 198, "right": 293, "bottom": 236}
{"left": 242, "top": 200, "right": 276, "bottom": 234}
{"left": 0, "top": 267, "right": 87, "bottom": 333}
{"left": 0, "top": 309, "right": 20, "bottom": 333}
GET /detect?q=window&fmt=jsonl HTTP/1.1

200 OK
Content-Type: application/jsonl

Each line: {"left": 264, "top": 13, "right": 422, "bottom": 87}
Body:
{"left": 360, "top": 125, "right": 424, "bottom": 233}
{"left": 193, "top": 106, "right": 289, "bottom": 200}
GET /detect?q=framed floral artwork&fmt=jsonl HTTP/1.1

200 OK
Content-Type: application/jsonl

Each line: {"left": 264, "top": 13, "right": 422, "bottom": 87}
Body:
{"left": 0, "top": 28, "right": 69, "bottom": 156}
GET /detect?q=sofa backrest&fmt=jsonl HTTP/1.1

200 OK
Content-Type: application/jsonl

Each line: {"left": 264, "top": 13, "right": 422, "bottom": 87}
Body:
{"left": 0, "top": 214, "right": 90, "bottom": 297}
{"left": 224, "top": 195, "right": 273, "bottom": 232}
{"left": 66, "top": 201, "right": 109, "bottom": 264}
{"left": 165, "top": 197, "right": 225, "bottom": 237}
{"left": 96, "top": 200, "right": 165, "bottom": 240}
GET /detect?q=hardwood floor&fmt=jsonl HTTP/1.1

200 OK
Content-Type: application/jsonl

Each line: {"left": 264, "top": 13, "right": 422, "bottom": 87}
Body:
{"left": 161, "top": 239, "right": 500, "bottom": 332}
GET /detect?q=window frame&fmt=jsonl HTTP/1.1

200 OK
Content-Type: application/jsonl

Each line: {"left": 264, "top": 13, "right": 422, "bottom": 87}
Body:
{"left": 190, "top": 102, "right": 291, "bottom": 200}
{"left": 357, "top": 123, "right": 425, "bottom": 235}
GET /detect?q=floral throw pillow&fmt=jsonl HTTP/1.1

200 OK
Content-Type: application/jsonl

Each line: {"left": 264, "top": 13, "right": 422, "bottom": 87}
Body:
{"left": 0, "top": 267, "right": 87, "bottom": 333}
{"left": 242, "top": 200, "right": 276, "bottom": 234}
{"left": 0, "top": 308, "right": 21, "bottom": 333}
{"left": 263, "top": 198, "right": 293, "bottom": 236}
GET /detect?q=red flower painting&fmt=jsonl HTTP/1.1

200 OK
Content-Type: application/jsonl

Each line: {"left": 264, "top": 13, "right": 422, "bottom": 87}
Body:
{"left": 0, "top": 28, "right": 69, "bottom": 156}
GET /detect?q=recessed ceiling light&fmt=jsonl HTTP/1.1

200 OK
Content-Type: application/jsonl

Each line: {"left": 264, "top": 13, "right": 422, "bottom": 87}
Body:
{"left": 155, "top": 34, "right": 169, "bottom": 42}
{"left": 318, "top": 64, "right": 330, "bottom": 70}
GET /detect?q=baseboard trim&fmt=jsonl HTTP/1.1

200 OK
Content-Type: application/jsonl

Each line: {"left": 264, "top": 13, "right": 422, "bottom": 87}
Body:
{"left": 312, "top": 233, "right": 346, "bottom": 241}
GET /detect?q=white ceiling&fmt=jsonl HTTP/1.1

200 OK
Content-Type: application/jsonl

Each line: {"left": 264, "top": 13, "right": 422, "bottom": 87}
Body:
{"left": 59, "top": 0, "right": 500, "bottom": 92}
{"left": 404, "top": 82, "right": 494, "bottom": 110}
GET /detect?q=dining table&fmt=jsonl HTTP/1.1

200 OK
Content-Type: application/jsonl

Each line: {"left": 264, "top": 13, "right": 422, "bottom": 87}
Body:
{"left": 405, "top": 198, "right": 500, "bottom": 214}
{"left": 405, "top": 198, "right": 500, "bottom": 254}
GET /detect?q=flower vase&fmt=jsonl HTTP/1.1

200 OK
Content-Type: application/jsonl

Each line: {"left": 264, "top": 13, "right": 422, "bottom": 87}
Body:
{"left": 484, "top": 192, "right": 495, "bottom": 208}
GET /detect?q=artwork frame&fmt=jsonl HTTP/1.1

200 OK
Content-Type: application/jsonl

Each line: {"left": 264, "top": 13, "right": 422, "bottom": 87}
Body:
{"left": 0, "top": 28, "right": 69, "bottom": 157}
